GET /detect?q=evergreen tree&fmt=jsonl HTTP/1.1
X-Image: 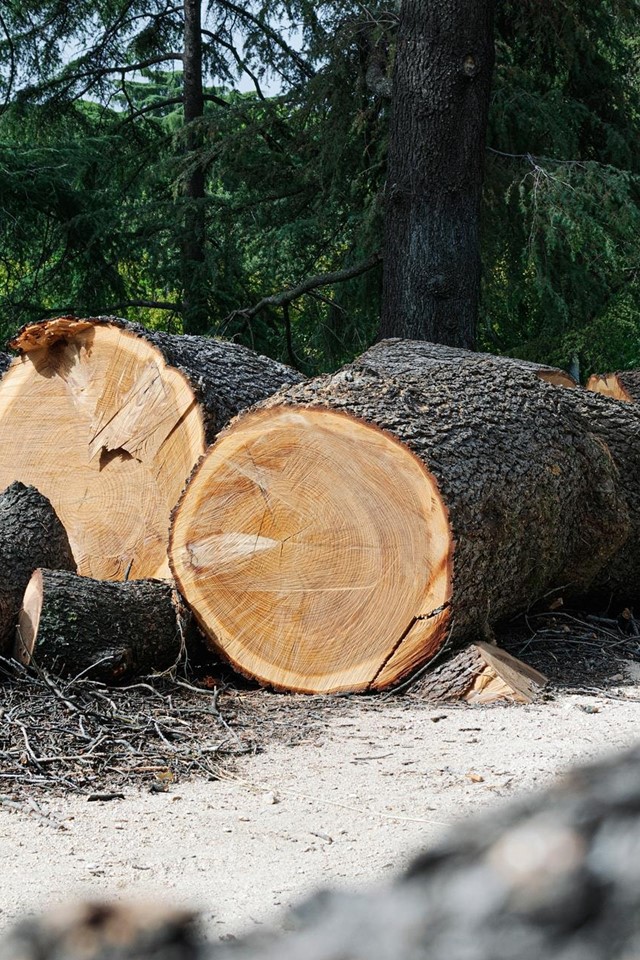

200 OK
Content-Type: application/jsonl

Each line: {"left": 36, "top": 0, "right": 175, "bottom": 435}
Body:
{"left": 0, "top": 2, "right": 639, "bottom": 374}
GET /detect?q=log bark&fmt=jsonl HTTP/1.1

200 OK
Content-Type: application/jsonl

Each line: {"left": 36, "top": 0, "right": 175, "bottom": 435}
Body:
{"left": 170, "top": 339, "right": 640, "bottom": 693}
{"left": 0, "top": 316, "right": 302, "bottom": 580}
{"left": 360, "top": 338, "right": 577, "bottom": 388}
{"left": 4, "top": 745, "right": 640, "bottom": 960}
{"left": 410, "top": 642, "right": 547, "bottom": 704}
{"left": 15, "top": 569, "right": 188, "bottom": 682}
{"left": 587, "top": 370, "right": 640, "bottom": 402}
{"left": 0, "top": 482, "right": 76, "bottom": 655}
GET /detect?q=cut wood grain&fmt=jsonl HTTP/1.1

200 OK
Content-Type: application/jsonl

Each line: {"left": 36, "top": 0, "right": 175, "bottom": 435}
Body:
{"left": 586, "top": 370, "right": 640, "bottom": 402}
{"left": 170, "top": 339, "right": 635, "bottom": 693}
{"left": 0, "top": 316, "right": 302, "bottom": 580}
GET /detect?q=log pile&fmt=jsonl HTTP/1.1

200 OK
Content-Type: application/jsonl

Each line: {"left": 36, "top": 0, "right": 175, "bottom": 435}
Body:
{"left": 168, "top": 339, "right": 640, "bottom": 692}
{"left": 1, "top": 323, "right": 640, "bottom": 695}
{"left": 2, "top": 744, "right": 640, "bottom": 960}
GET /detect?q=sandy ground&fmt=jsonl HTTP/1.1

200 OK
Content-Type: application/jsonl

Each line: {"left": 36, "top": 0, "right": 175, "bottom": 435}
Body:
{"left": 1, "top": 684, "right": 639, "bottom": 940}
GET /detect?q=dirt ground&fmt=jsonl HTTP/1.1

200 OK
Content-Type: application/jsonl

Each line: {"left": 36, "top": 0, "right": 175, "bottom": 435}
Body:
{"left": 1, "top": 637, "right": 640, "bottom": 941}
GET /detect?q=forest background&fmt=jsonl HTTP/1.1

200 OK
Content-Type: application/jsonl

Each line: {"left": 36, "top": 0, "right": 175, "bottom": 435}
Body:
{"left": 1, "top": 1, "right": 639, "bottom": 379}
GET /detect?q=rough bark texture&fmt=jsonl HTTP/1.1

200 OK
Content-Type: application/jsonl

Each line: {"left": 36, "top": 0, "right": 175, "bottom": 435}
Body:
{"left": 410, "top": 642, "right": 547, "bottom": 704}
{"left": 252, "top": 340, "right": 640, "bottom": 671}
{"left": 10, "top": 316, "right": 304, "bottom": 445}
{"left": 379, "top": 0, "right": 496, "bottom": 346}
{"left": 0, "top": 482, "right": 76, "bottom": 655}
{"left": 16, "top": 570, "right": 188, "bottom": 682}
{"left": 5, "top": 746, "right": 640, "bottom": 960}
{"left": 587, "top": 370, "right": 640, "bottom": 403}
{"left": 182, "top": 0, "right": 208, "bottom": 334}
{"left": 361, "top": 338, "right": 577, "bottom": 387}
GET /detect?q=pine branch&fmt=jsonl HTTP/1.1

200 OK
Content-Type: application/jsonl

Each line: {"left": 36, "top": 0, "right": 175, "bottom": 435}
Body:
{"left": 107, "top": 300, "right": 184, "bottom": 312}
{"left": 119, "top": 96, "right": 184, "bottom": 124}
{"left": 201, "top": 28, "right": 266, "bottom": 100}
{"left": 227, "top": 252, "right": 382, "bottom": 322}
{"left": 215, "top": 0, "right": 315, "bottom": 79}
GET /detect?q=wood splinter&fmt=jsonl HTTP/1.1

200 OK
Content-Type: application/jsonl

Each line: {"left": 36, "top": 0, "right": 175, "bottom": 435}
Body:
{"left": 412, "top": 642, "right": 547, "bottom": 704}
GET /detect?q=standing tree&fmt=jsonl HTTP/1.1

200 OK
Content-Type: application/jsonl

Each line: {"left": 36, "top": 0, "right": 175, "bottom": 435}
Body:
{"left": 1, "top": 2, "right": 639, "bottom": 372}
{"left": 379, "top": 0, "right": 496, "bottom": 347}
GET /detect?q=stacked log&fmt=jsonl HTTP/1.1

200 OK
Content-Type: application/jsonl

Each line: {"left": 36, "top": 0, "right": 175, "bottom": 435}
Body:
{"left": 360, "top": 337, "right": 577, "bottom": 387}
{"left": 0, "top": 316, "right": 302, "bottom": 581}
{"left": 0, "top": 482, "right": 76, "bottom": 655}
{"left": 169, "top": 339, "right": 640, "bottom": 693}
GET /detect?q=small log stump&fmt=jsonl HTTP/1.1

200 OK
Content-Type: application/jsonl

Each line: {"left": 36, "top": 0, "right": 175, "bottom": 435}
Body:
{"left": 16, "top": 569, "right": 189, "bottom": 682}
{"left": 0, "top": 482, "right": 76, "bottom": 655}
{"left": 412, "top": 642, "right": 547, "bottom": 704}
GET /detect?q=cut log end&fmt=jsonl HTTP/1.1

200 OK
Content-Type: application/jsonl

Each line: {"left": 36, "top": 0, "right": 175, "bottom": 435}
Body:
{"left": 170, "top": 406, "right": 453, "bottom": 694}
{"left": 586, "top": 372, "right": 634, "bottom": 403}
{"left": 536, "top": 369, "right": 576, "bottom": 388}
{"left": 15, "top": 568, "right": 42, "bottom": 665}
{"left": 0, "top": 318, "right": 206, "bottom": 580}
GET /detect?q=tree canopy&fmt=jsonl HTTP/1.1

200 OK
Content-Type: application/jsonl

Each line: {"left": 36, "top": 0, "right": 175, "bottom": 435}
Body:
{"left": 0, "top": 1, "right": 639, "bottom": 375}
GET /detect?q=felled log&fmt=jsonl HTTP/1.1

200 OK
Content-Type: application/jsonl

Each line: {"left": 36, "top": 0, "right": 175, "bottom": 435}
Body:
{"left": 0, "top": 482, "right": 76, "bottom": 655}
{"left": 0, "top": 316, "right": 302, "bottom": 581}
{"left": 411, "top": 642, "right": 547, "bottom": 704}
{"left": 170, "top": 338, "right": 640, "bottom": 693}
{"left": 360, "top": 337, "right": 577, "bottom": 387}
{"left": 4, "top": 745, "right": 640, "bottom": 960}
{"left": 15, "top": 569, "right": 188, "bottom": 681}
{"left": 587, "top": 370, "right": 640, "bottom": 402}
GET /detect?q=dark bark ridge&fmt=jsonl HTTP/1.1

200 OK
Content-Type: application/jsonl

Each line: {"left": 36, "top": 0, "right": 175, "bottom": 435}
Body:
{"left": 257, "top": 340, "right": 639, "bottom": 654}
{"left": 360, "top": 338, "right": 577, "bottom": 385}
{"left": 380, "top": 0, "right": 496, "bottom": 346}
{"left": 0, "top": 482, "right": 76, "bottom": 655}
{"left": 17, "top": 570, "right": 188, "bottom": 683}
{"left": 181, "top": 0, "right": 208, "bottom": 334}
{"left": 9, "top": 316, "right": 304, "bottom": 444}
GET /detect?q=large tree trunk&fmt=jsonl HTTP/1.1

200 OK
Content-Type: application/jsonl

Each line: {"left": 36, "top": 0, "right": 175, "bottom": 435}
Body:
{"left": 181, "top": 0, "right": 208, "bottom": 335}
{"left": 169, "top": 339, "right": 640, "bottom": 694}
{"left": 0, "top": 482, "right": 76, "bottom": 655}
{"left": 0, "top": 316, "right": 302, "bottom": 581}
{"left": 379, "top": 0, "right": 496, "bottom": 347}
{"left": 15, "top": 569, "right": 188, "bottom": 682}
{"left": 361, "top": 337, "right": 577, "bottom": 387}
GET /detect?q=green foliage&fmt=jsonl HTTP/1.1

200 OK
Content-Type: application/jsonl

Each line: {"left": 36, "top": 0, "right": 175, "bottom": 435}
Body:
{"left": 0, "top": 1, "right": 640, "bottom": 375}
{"left": 482, "top": 0, "right": 640, "bottom": 375}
